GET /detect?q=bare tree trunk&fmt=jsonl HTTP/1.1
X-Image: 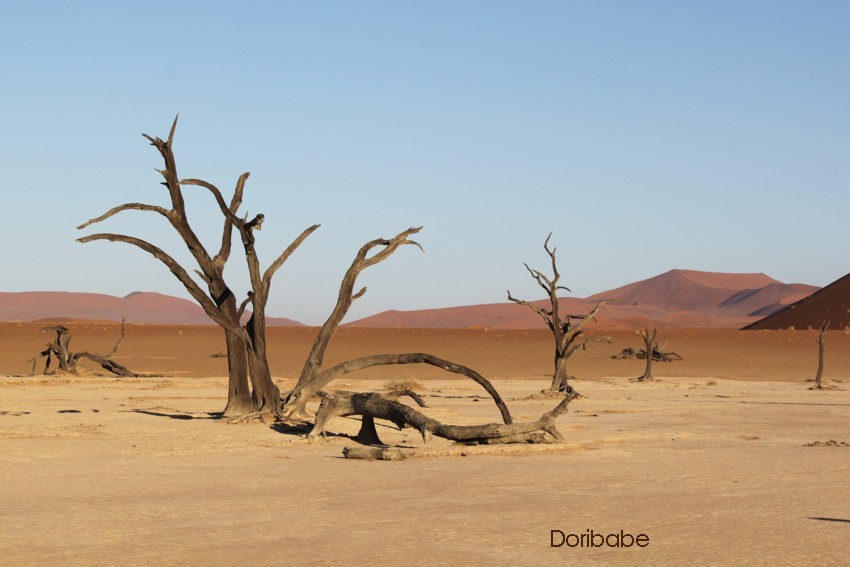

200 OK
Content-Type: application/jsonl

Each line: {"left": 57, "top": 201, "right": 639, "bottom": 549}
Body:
{"left": 551, "top": 354, "right": 570, "bottom": 391}
{"left": 208, "top": 280, "right": 253, "bottom": 416}
{"left": 51, "top": 326, "right": 73, "bottom": 372}
{"left": 811, "top": 321, "right": 829, "bottom": 390}
{"left": 221, "top": 329, "right": 252, "bottom": 416}
{"left": 635, "top": 328, "right": 657, "bottom": 382}
{"left": 244, "top": 312, "right": 281, "bottom": 416}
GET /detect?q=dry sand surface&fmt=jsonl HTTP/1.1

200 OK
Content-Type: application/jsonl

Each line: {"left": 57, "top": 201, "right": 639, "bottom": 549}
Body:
{"left": 2, "top": 323, "right": 849, "bottom": 565}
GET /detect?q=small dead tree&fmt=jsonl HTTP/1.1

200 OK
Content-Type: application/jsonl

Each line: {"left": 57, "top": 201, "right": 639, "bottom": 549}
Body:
{"left": 30, "top": 321, "right": 140, "bottom": 377}
{"left": 810, "top": 320, "right": 830, "bottom": 390}
{"left": 624, "top": 328, "right": 668, "bottom": 382}
{"left": 507, "top": 233, "right": 610, "bottom": 392}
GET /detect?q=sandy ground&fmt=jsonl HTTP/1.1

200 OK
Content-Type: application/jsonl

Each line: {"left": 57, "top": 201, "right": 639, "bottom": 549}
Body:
{"left": 2, "top": 324, "right": 849, "bottom": 565}
{"left": 5, "top": 322, "right": 850, "bottom": 381}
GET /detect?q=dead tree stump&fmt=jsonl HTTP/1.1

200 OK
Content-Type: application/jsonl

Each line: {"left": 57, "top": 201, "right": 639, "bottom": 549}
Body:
{"left": 29, "top": 321, "right": 141, "bottom": 377}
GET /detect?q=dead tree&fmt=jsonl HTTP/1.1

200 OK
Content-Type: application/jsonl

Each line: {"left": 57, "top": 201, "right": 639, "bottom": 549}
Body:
{"left": 310, "top": 388, "right": 580, "bottom": 449}
{"left": 632, "top": 328, "right": 659, "bottom": 382}
{"left": 507, "top": 233, "right": 610, "bottom": 392}
{"left": 810, "top": 321, "right": 830, "bottom": 390}
{"left": 30, "top": 321, "right": 139, "bottom": 377}
{"left": 79, "top": 119, "right": 516, "bottom": 431}
{"left": 77, "top": 117, "right": 316, "bottom": 417}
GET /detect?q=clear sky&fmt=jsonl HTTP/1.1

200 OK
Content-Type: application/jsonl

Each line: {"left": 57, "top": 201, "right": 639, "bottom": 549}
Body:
{"left": 1, "top": 1, "right": 848, "bottom": 325}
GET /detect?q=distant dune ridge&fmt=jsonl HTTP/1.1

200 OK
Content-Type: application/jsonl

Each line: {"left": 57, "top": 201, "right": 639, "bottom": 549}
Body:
{"left": 347, "top": 269, "right": 818, "bottom": 330}
{"left": 742, "top": 271, "right": 850, "bottom": 331}
{"left": 0, "top": 269, "right": 820, "bottom": 329}
{"left": 0, "top": 291, "right": 303, "bottom": 327}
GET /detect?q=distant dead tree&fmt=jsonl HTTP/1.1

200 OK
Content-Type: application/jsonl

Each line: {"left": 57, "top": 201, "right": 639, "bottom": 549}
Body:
{"left": 612, "top": 331, "right": 682, "bottom": 364}
{"left": 635, "top": 328, "right": 658, "bottom": 382}
{"left": 29, "top": 321, "right": 140, "bottom": 377}
{"left": 78, "top": 117, "right": 317, "bottom": 418}
{"left": 507, "top": 233, "right": 610, "bottom": 392}
{"left": 614, "top": 328, "right": 681, "bottom": 382}
{"left": 809, "top": 321, "right": 829, "bottom": 390}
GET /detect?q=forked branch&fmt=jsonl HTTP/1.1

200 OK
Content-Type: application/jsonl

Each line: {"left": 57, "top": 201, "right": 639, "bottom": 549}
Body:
{"left": 283, "top": 227, "right": 425, "bottom": 416}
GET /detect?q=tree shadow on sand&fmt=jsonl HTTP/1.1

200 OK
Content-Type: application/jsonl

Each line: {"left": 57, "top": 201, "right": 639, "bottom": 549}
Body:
{"left": 131, "top": 409, "right": 220, "bottom": 420}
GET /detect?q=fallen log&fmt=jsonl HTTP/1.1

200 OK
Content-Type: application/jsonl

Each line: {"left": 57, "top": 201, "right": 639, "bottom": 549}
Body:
{"left": 310, "top": 388, "right": 580, "bottom": 448}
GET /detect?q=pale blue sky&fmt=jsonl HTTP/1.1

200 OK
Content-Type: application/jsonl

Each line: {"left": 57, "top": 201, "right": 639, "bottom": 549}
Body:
{"left": 1, "top": 1, "right": 848, "bottom": 324}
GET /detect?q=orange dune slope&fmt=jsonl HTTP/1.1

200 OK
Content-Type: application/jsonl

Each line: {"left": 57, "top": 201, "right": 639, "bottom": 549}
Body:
{"left": 0, "top": 291, "right": 304, "bottom": 327}
{"left": 743, "top": 271, "right": 850, "bottom": 330}
{"left": 348, "top": 270, "right": 818, "bottom": 329}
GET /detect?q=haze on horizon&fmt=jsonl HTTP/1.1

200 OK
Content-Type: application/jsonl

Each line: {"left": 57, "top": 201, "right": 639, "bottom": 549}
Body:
{"left": 1, "top": 1, "right": 848, "bottom": 325}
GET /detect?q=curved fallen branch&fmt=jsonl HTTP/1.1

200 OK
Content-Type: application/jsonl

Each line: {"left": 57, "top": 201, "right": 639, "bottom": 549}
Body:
{"left": 309, "top": 389, "right": 579, "bottom": 450}
{"left": 284, "top": 352, "right": 512, "bottom": 424}
{"left": 283, "top": 228, "right": 424, "bottom": 416}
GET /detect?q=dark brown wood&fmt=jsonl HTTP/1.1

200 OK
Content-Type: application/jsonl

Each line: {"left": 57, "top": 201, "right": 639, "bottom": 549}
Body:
{"left": 311, "top": 389, "right": 580, "bottom": 449}
{"left": 631, "top": 328, "right": 659, "bottom": 382}
{"left": 30, "top": 321, "right": 141, "bottom": 377}
{"left": 281, "top": 228, "right": 427, "bottom": 416}
{"left": 187, "top": 171, "right": 319, "bottom": 420}
{"left": 508, "top": 233, "right": 611, "bottom": 391}
{"left": 77, "top": 117, "right": 253, "bottom": 414}
{"left": 285, "top": 353, "right": 513, "bottom": 424}
{"left": 78, "top": 118, "right": 317, "bottom": 418}
{"left": 810, "top": 321, "right": 829, "bottom": 390}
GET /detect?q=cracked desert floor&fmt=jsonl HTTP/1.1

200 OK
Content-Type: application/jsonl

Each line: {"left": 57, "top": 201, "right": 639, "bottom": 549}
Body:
{"left": 1, "top": 323, "right": 849, "bottom": 565}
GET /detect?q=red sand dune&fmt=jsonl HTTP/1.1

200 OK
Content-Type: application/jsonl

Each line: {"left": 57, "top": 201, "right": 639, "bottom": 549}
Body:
{"left": 586, "top": 269, "right": 781, "bottom": 311}
{"left": 348, "top": 269, "right": 818, "bottom": 330}
{"left": 0, "top": 291, "right": 304, "bottom": 327}
{"left": 743, "top": 271, "right": 850, "bottom": 330}
{"left": 0, "top": 269, "right": 820, "bottom": 329}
